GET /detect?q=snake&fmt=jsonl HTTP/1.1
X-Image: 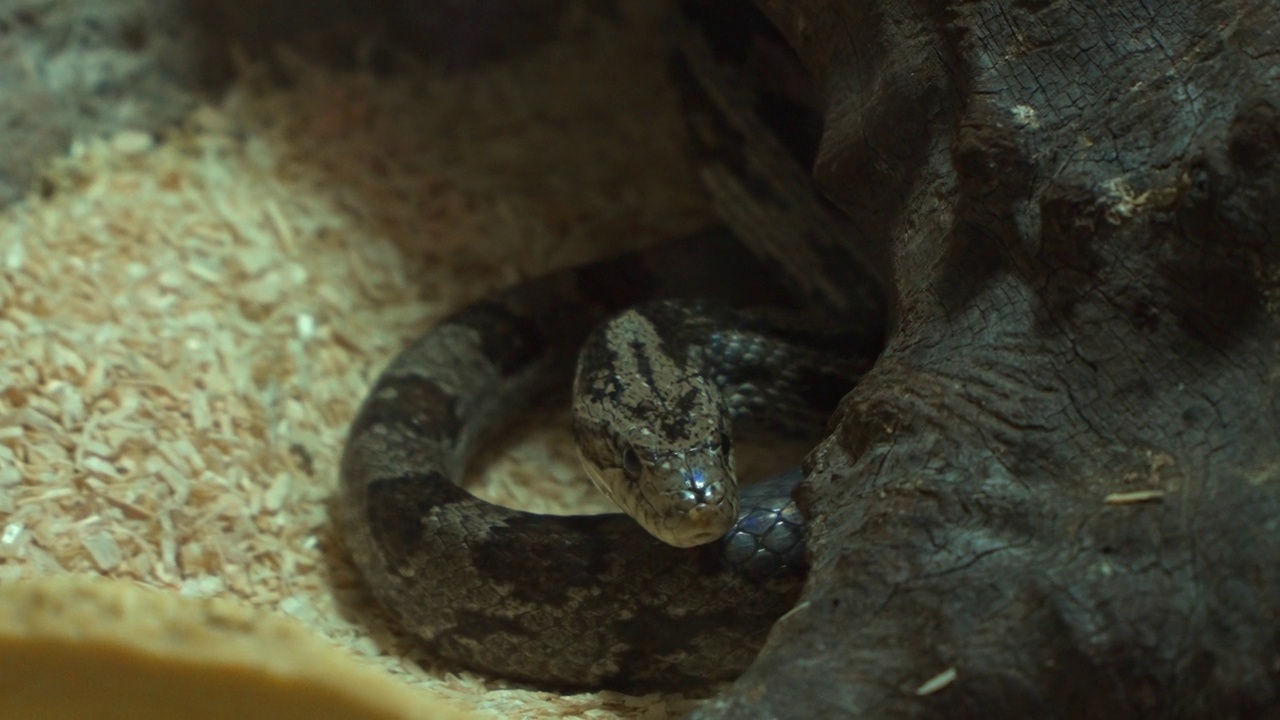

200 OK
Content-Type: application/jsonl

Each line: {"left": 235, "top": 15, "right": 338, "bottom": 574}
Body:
{"left": 337, "top": 1, "right": 887, "bottom": 692}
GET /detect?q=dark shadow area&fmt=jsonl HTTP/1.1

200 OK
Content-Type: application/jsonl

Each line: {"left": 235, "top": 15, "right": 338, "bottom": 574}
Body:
{"left": 0, "top": 0, "right": 586, "bottom": 207}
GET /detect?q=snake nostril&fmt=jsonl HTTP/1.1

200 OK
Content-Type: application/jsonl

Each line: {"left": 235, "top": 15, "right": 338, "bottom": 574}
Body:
{"left": 679, "top": 483, "right": 728, "bottom": 512}
{"left": 682, "top": 484, "right": 713, "bottom": 507}
{"left": 684, "top": 469, "right": 717, "bottom": 503}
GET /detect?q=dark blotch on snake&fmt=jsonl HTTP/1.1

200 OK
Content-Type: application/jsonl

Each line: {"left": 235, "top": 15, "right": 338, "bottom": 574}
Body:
{"left": 469, "top": 515, "right": 617, "bottom": 605}
{"left": 365, "top": 472, "right": 465, "bottom": 575}
{"left": 454, "top": 300, "right": 547, "bottom": 376}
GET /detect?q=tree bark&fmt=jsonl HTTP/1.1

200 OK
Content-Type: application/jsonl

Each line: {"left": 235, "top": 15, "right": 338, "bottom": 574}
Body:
{"left": 697, "top": 1, "right": 1280, "bottom": 717}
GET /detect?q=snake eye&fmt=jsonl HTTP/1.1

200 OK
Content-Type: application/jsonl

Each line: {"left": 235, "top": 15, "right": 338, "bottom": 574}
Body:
{"left": 620, "top": 445, "right": 642, "bottom": 478}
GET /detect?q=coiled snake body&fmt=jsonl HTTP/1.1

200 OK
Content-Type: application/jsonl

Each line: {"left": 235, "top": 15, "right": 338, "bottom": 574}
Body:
{"left": 338, "top": 5, "right": 886, "bottom": 691}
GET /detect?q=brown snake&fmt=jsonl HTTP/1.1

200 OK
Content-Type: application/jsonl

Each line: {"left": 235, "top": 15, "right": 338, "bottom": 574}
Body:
{"left": 337, "top": 3, "right": 886, "bottom": 691}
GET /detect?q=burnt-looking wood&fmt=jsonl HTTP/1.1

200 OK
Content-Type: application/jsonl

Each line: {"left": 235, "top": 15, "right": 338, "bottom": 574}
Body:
{"left": 693, "top": 1, "right": 1280, "bottom": 718}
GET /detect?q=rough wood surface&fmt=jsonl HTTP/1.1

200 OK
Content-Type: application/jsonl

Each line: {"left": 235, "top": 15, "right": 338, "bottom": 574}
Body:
{"left": 694, "top": 1, "right": 1280, "bottom": 717}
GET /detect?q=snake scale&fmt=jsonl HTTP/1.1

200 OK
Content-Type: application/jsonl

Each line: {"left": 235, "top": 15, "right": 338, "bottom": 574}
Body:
{"left": 338, "top": 1, "right": 886, "bottom": 691}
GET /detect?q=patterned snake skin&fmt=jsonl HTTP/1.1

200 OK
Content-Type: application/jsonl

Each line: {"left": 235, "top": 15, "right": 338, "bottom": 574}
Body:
{"left": 338, "top": 3, "right": 886, "bottom": 692}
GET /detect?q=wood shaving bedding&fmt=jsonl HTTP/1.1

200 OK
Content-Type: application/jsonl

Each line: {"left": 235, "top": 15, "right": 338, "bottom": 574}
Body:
{"left": 0, "top": 5, "right": 723, "bottom": 718}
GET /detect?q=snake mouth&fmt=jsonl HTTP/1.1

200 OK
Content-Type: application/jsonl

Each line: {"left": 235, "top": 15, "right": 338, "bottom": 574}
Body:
{"left": 655, "top": 492, "right": 738, "bottom": 548}
{"left": 680, "top": 505, "right": 737, "bottom": 546}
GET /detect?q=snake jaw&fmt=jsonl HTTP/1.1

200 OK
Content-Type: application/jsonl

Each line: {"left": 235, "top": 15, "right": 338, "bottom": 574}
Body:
{"left": 663, "top": 465, "right": 738, "bottom": 546}
{"left": 637, "top": 450, "right": 739, "bottom": 547}
{"left": 664, "top": 489, "right": 738, "bottom": 548}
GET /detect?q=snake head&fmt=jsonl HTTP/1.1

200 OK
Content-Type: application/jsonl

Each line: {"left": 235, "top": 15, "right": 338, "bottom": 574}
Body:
{"left": 576, "top": 420, "right": 740, "bottom": 548}
{"left": 572, "top": 307, "right": 740, "bottom": 548}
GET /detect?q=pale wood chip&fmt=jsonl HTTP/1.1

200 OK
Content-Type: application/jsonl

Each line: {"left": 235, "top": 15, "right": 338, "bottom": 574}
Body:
{"left": 82, "top": 531, "right": 124, "bottom": 571}
{"left": 1104, "top": 489, "right": 1166, "bottom": 505}
{"left": 914, "top": 667, "right": 958, "bottom": 696}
